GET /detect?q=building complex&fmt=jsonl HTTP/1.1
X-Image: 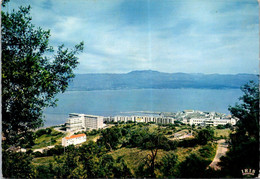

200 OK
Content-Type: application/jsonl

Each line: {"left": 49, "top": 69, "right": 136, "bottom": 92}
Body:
{"left": 65, "top": 110, "right": 237, "bottom": 132}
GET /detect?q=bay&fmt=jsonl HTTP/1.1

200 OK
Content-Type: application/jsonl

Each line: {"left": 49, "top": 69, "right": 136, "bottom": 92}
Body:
{"left": 43, "top": 88, "right": 243, "bottom": 127}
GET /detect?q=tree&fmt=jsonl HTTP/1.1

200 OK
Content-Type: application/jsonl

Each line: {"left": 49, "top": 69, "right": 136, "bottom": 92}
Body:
{"left": 219, "top": 81, "right": 259, "bottom": 177}
{"left": 136, "top": 132, "right": 170, "bottom": 177}
{"left": 2, "top": 150, "right": 34, "bottom": 178}
{"left": 178, "top": 153, "right": 209, "bottom": 178}
{"left": 228, "top": 81, "right": 259, "bottom": 138}
{"left": 196, "top": 128, "right": 214, "bottom": 145}
{"left": 2, "top": 6, "right": 84, "bottom": 146}
{"left": 78, "top": 141, "right": 106, "bottom": 177}
{"left": 113, "top": 157, "right": 133, "bottom": 178}
{"left": 159, "top": 153, "right": 178, "bottom": 177}
{"left": 97, "top": 127, "right": 122, "bottom": 151}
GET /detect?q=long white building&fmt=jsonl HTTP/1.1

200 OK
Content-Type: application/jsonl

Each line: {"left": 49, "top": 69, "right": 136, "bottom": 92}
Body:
{"left": 65, "top": 113, "right": 104, "bottom": 132}
{"left": 106, "top": 115, "right": 175, "bottom": 124}
{"left": 183, "top": 117, "right": 237, "bottom": 126}
{"left": 62, "top": 133, "right": 87, "bottom": 147}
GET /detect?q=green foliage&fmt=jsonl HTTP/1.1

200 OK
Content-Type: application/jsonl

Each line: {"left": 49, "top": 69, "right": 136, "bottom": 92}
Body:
{"left": 198, "top": 143, "right": 215, "bottom": 158}
{"left": 216, "top": 124, "right": 225, "bottom": 129}
{"left": 35, "top": 128, "right": 52, "bottom": 138}
{"left": 135, "top": 132, "right": 172, "bottom": 177}
{"left": 159, "top": 153, "right": 178, "bottom": 177}
{"left": 196, "top": 128, "right": 214, "bottom": 145}
{"left": 224, "top": 123, "right": 232, "bottom": 129}
{"left": 43, "top": 141, "right": 133, "bottom": 178}
{"left": 46, "top": 145, "right": 64, "bottom": 156}
{"left": 178, "top": 153, "right": 209, "bottom": 178}
{"left": 219, "top": 81, "right": 259, "bottom": 177}
{"left": 3, "top": 150, "right": 34, "bottom": 178}
{"left": 29, "top": 124, "right": 220, "bottom": 178}
{"left": 2, "top": 6, "right": 84, "bottom": 146}
{"left": 229, "top": 81, "right": 259, "bottom": 138}
{"left": 97, "top": 126, "right": 123, "bottom": 150}
{"left": 177, "top": 138, "right": 198, "bottom": 148}
{"left": 34, "top": 164, "right": 55, "bottom": 178}
{"left": 113, "top": 157, "right": 133, "bottom": 178}
{"left": 32, "top": 128, "right": 64, "bottom": 149}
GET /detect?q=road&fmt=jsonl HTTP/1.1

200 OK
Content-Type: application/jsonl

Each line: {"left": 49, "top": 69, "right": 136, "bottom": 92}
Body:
{"left": 209, "top": 139, "right": 229, "bottom": 170}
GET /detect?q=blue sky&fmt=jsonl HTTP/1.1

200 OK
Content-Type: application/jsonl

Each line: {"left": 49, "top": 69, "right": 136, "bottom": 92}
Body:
{"left": 5, "top": 0, "right": 259, "bottom": 74}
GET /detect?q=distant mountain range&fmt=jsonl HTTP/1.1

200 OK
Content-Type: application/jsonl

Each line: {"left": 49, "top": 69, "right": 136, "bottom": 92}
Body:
{"left": 68, "top": 70, "right": 258, "bottom": 91}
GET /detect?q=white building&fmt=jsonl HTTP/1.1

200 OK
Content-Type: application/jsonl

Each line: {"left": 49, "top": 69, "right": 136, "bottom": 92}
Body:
{"left": 66, "top": 113, "right": 104, "bottom": 132}
{"left": 62, "top": 133, "right": 87, "bottom": 147}
{"left": 111, "top": 115, "right": 175, "bottom": 124}
{"left": 184, "top": 117, "right": 237, "bottom": 126}
{"left": 66, "top": 113, "right": 85, "bottom": 131}
{"left": 84, "top": 115, "right": 104, "bottom": 129}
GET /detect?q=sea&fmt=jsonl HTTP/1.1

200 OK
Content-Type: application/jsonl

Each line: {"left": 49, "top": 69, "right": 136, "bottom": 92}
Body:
{"left": 43, "top": 88, "right": 243, "bottom": 127}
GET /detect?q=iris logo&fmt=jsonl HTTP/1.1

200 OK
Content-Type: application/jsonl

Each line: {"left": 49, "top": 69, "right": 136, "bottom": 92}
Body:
{"left": 241, "top": 168, "right": 255, "bottom": 177}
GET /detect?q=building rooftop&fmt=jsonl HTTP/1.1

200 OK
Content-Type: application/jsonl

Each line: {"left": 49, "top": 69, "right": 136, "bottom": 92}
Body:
{"left": 65, "top": 133, "right": 86, "bottom": 140}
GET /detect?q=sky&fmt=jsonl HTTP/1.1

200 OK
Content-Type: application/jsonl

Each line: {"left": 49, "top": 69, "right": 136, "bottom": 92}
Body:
{"left": 4, "top": 0, "right": 259, "bottom": 74}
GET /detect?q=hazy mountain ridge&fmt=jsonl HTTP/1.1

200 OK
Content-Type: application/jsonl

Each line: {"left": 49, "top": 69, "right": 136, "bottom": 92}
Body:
{"left": 68, "top": 70, "right": 258, "bottom": 91}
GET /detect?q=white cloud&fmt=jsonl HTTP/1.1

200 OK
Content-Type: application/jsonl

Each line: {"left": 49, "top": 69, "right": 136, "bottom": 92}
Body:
{"left": 5, "top": 0, "right": 259, "bottom": 74}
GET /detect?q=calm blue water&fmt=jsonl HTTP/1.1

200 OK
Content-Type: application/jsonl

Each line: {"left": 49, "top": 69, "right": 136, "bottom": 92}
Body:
{"left": 43, "top": 88, "right": 243, "bottom": 126}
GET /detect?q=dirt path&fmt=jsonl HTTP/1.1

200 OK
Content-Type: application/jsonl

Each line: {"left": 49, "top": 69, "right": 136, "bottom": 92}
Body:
{"left": 209, "top": 139, "right": 228, "bottom": 170}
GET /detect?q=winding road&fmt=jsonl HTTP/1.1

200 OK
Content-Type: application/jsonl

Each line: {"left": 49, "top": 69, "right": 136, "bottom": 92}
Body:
{"left": 209, "top": 139, "right": 229, "bottom": 170}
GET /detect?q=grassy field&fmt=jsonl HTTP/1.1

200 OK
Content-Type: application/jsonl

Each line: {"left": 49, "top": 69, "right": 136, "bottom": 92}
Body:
{"left": 108, "top": 147, "right": 171, "bottom": 174}
{"left": 108, "top": 143, "right": 215, "bottom": 175}
{"left": 32, "top": 156, "right": 55, "bottom": 166}
{"left": 214, "top": 128, "right": 231, "bottom": 138}
{"left": 82, "top": 134, "right": 100, "bottom": 144}
{"left": 32, "top": 128, "right": 67, "bottom": 149}
{"left": 208, "top": 142, "right": 218, "bottom": 161}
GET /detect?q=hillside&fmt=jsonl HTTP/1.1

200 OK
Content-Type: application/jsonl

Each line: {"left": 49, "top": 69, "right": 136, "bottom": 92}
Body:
{"left": 68, "top": 70, "right": 258, "bottom": 91}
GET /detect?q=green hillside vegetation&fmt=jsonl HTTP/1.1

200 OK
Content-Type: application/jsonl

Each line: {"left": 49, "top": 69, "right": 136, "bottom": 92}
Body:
{"left": 32, "top": 156, "right": 55, "bottom": 166}
{"left": 32, "top": 128, "right": 66, "bottom": 149}
{"left": 28, "top": 123, "right": 219, "bottom": 178}
{"left": 214, "top": 128, "right": 231, "bottom": 138}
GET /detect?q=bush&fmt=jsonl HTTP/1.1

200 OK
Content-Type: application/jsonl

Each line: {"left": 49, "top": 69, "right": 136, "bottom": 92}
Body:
{"left": 199, "top": 144, "right": 214, "bottom": 158}
{"left": 216, "top": 125, "right": 225, "bottom": 129}
{"left": 167, "top": 131, "right": 173, "bottom": 135}
{"left": 168, "top": 140, "right": 178, "bottom": 150}
{"left": 35, "top": 129, "right": 47, "bottom": 137}
{"left": 177, "top": 138, "right": 198, "bottom": 148}
{"left": 46, "top": 128, "right": 52, "bottom": 134}
{"left": 33, "top": 151, "right": 44, "bottom": 157}
{"left": 196, "top": 128, "right": 214, "bottom": 145}
{"left": 46, "top": 145, "right": 64, "bottom": 156}
{"left": 178, "top": 153, "right": 209, "bottom": 178}
{"left": 160, "top": 153, "right": 178, "bottom": 177}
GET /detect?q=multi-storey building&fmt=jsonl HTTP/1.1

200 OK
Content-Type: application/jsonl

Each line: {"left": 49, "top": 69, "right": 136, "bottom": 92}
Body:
{"left": 65, "top": 113, "right": 104, "bottom": 132}
{"left": 184, "top": 117, "right": 237, "bottom": 126}
{"left": 83, "top": 115, "right": 104, "bottom": 129}
{"left": 108, "top": 115, "right": 175, "bottom": 124}
{"left": 66, "top": 113, "right": 85, "bottom": 131}
{"left": 62, "top": 133, "right": 87, "bottom": 147}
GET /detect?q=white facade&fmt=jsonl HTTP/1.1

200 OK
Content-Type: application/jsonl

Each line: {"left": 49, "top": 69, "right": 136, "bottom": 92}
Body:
{"left": 66, "top": 113, "right": 85, "bottom": 131}
{"left": 111, "top": 115, "right": 175, "bottom": 124}
{"left": 62, "top": 133, "right": 87, "bottom": 147}
{"left": 83, "top": 115, "right": 104, "bottom": 129}
{"left": 185, "top": 117, "right": 237, "bottom": 126}
{"left": 66, "top": 113, "right": 104, "bottom": 132}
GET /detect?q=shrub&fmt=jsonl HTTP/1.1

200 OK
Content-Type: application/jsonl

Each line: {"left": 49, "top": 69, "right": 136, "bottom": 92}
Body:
{"left": 199, "top": 144, "right": 213, "bottom": 158}
{"left": 177, "top": 138, "right": 198, "bottom": 148}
